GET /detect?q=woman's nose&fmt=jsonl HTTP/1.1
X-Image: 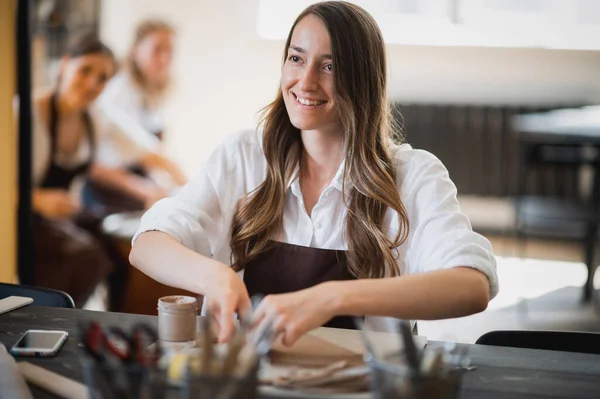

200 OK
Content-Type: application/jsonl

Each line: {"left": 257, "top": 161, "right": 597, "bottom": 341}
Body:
{"left": 84, "top": 75, "right": 100, "bottom": 90}
{"left": 159, "top": 51, "right": 172, "bottom": 65}
{"left": 298, "top": 65, "right": 319, "bottom": 92}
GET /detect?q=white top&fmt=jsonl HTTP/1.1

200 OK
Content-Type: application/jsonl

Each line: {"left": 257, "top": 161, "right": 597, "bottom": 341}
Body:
{"left": 133, "top": 129, "right": 499, "bottom": 332}
{"left": 31, "top": 101, "right": 159, "bottom": 186}
{"left": 96, "top": 72, "right": 163, "bottom": 164}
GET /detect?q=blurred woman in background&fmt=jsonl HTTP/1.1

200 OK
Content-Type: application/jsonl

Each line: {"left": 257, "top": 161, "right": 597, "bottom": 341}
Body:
{"left": 102, "top": 19, "right": 175, "bottom": 141}
{"left": 30, "top": 34, "right": 176, "bottom": 306}
{"left": 83, "top": 19, "right": 186, "bottom": 213}
{"left": 30, "top": 36, "right": 118, "bottom": 306}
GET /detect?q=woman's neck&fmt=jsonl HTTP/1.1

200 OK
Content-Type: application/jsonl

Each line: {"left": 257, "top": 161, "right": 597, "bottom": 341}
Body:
{"left": 129, "top": 67, "right": 167, "bottom": 100}
{"left": 300, "top": 129, "right": 344, "bottom": 183}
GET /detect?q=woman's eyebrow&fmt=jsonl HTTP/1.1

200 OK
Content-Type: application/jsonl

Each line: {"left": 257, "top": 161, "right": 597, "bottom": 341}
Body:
{"left": 288, "top": 45, "right": 332, "bottom": 59}
{"left": 289, "top": 45, "right": 305, "bottom": 53}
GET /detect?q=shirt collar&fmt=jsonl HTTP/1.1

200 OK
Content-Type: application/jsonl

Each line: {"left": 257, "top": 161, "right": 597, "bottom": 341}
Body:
{"left": 287, "top": 165, "right": 301, "bottom": 197}
{"left": 287, "top": 159, "right": 353, "bottom": 197}
{"left": 331, "top": 160, "right": 353, "bottom": 194}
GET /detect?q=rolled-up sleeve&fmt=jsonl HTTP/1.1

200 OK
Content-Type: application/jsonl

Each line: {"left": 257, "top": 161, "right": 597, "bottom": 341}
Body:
{"left": 132, "top": 160, "right": 223, "bottom": 258}
{"left": 402, "top": 152, "right": 499, "bottom": 299}
{"left": 132, "top": 129, "right": 264, "bottom": 263}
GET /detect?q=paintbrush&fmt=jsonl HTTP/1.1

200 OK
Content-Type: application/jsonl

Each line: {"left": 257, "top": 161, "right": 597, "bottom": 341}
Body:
{"left": 399, "top": 320, "right": 421, "bottom": 378}
{"left": 198, "top": 309, "right": 214, "bottom": 375}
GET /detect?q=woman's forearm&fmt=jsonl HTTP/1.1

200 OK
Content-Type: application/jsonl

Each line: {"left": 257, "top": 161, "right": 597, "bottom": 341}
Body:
{"left": 327, "top": 267, "right": 490, "bottom": 320}
{"left": 32, "top": 188, "right": 47, "bottom": 214}
{"left": 129, "top": 231, "right": 221, "bottom": 295}
{"left": 140, "top": 153, "right": 187, "bottom": 186}
{"left": 88, "top": 164, "right": 161, "bottom": 202}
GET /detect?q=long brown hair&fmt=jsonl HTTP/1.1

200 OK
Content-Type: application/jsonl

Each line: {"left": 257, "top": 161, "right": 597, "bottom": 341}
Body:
{"left": 231, "top": 1, "right": 409, "bottom": 278}
{"left": 68, "top": 34, "right": 116, "bottom": 63}
{"left": 127, "top": 19, "right": 175, "bottom": 95}
{"left": 55, "top": 34, "right": 117, "bottom": 92}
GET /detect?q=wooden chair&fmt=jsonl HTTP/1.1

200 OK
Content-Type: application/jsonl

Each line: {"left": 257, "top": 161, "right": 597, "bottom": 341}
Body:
{"left": 102, "top": 212, "right": 201, "bottom": 315}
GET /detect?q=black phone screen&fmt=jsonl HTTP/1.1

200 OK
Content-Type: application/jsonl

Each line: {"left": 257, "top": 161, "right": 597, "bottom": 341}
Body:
{"left": 13, "top": 331, "right": 66, "bottom": 349}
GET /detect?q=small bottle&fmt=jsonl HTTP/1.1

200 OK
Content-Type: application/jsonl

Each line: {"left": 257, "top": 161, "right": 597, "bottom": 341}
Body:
{"left": 157, "top": 296, "right": 198, "bottom": 342}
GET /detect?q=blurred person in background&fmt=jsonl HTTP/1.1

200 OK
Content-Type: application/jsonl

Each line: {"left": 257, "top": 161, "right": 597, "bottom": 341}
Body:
{"left": 28, "top": 34, "right": 177, "bottom": 306}
{"left": 29, "top": 36, "right": 118, "bottom": 306}
{"left": 83, "top": 19, "right": 187, "bottom": 214}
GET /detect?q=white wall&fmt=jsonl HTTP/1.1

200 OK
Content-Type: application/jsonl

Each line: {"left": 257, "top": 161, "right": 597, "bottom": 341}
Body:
{"left": 100, "top": 0, "right": 600, "bottom": 175}
{"left": 386, "top": 45, "right": 600, "bottom": 105}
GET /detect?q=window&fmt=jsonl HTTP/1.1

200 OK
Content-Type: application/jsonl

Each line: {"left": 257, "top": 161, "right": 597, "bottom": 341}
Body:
{"left": 257, "top": 0, "right": 600, "bottom": 50}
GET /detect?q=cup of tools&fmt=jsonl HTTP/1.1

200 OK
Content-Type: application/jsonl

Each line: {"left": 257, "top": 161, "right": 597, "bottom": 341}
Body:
{"left": 365, "top": 321, "right": 466, "bottom": 399}
{"left": 78, "top": 321, "right": 168, "bottom": 399}
{"left": 170, "top": 304, "right": 274, "bottom": 399}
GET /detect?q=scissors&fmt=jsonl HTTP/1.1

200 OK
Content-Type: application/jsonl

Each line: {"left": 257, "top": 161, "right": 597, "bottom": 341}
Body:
{"left": 80, "top": 321, "right": 160, "bottom": 366}
{"left": 79, "top": 321, "right": 161, "bottom": 398}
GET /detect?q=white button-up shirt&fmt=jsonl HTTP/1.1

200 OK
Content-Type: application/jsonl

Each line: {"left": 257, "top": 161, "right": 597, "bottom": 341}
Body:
{"left": 95, "top": 72, "right": 163, "bottom": 167}
{"left": 133, "top": 129, "right": 498, "bottom": 332}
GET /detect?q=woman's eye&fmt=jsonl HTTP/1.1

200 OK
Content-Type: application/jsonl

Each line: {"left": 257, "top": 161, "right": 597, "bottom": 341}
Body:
{"left": 288, "top": 55, "right": 300, "bottom": 62}
{"left": 324, "top": 63, "right": 333, "bottom": 71}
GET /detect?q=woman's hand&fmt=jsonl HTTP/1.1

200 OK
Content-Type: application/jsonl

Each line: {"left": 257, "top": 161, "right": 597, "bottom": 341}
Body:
{"left": 204, "top": 261, "right": 252, "bottom": 343}
{"left": 88, "top": 164, "right": 168, "bottom": 209}
{"left": 252, "top": 282, "right": 339, "bottom": 347}
{"left": 141, "top": 152, "right": 188, "bottom": 187}
{"left": 143, "top": 185, "right": 169, "bottom": 209}
{"left": 33, "top": 189, "right": 80, "bottom": 220}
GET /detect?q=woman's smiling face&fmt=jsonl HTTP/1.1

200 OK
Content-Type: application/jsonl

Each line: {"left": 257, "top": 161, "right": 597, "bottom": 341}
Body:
{"left": 58, "top": 53, "right": 115, "bottom": 110}
{"left": 281, "top": 14, "right": 341, "bottom": 134}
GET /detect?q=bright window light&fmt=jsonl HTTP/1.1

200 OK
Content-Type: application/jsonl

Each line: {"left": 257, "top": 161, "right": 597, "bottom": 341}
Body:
{"left": 257, "top": 0, "right": 600, "bottom": 50}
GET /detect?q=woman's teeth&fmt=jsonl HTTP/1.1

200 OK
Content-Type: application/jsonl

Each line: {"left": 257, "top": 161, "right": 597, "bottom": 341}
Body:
{"left": 296, "top": 95, "right": 326, "bottom": 106}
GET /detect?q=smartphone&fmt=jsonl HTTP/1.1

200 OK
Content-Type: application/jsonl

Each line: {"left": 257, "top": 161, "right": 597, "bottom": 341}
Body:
{"left": 10, "top": 330, "right": 69, "bottom": 357}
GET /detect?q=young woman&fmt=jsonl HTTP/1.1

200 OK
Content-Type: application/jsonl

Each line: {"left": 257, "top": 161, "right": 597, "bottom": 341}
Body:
{"left": 30, "top": 37, "right": 118, "bottom": 306}
{"left": 30, "top": 35, "right": 176, "bottom": 306}
{"left": 130, "top": 1, "right": 498, "bottom": 345}
{"left": 83, "top": 20, "right": 186, "bottom": 213}
{"left": 101, "top": 19, "right": 175, "bottom": 141}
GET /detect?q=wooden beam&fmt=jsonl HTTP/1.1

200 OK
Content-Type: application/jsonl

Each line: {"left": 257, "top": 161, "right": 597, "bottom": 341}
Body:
{"left": 0, "top": 0, "right": 16, "bottom": 283}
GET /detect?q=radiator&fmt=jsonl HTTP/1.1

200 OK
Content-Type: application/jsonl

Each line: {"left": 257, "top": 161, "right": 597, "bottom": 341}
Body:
{"left": 392, "top": 103, "right": 587, "bottom": 197}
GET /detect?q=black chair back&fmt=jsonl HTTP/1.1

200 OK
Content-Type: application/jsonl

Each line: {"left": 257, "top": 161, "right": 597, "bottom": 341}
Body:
{"left": 476, "top": 330, "right": 600, "bottom": 355}
{"left": 0, "top": 282, "right": 75, "bottom": 308}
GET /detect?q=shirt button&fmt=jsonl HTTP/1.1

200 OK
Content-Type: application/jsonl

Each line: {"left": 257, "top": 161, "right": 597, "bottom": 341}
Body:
{"left": 314, "top": 222, "right": 322, "bottom": 229}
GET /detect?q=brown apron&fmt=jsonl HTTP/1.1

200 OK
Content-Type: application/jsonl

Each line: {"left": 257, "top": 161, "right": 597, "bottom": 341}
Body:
{"left": 243, "top": 241, "right": 358, "bottom": 330}
{"left": 33, "top": 93, "right": 113, "bottom": 307}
